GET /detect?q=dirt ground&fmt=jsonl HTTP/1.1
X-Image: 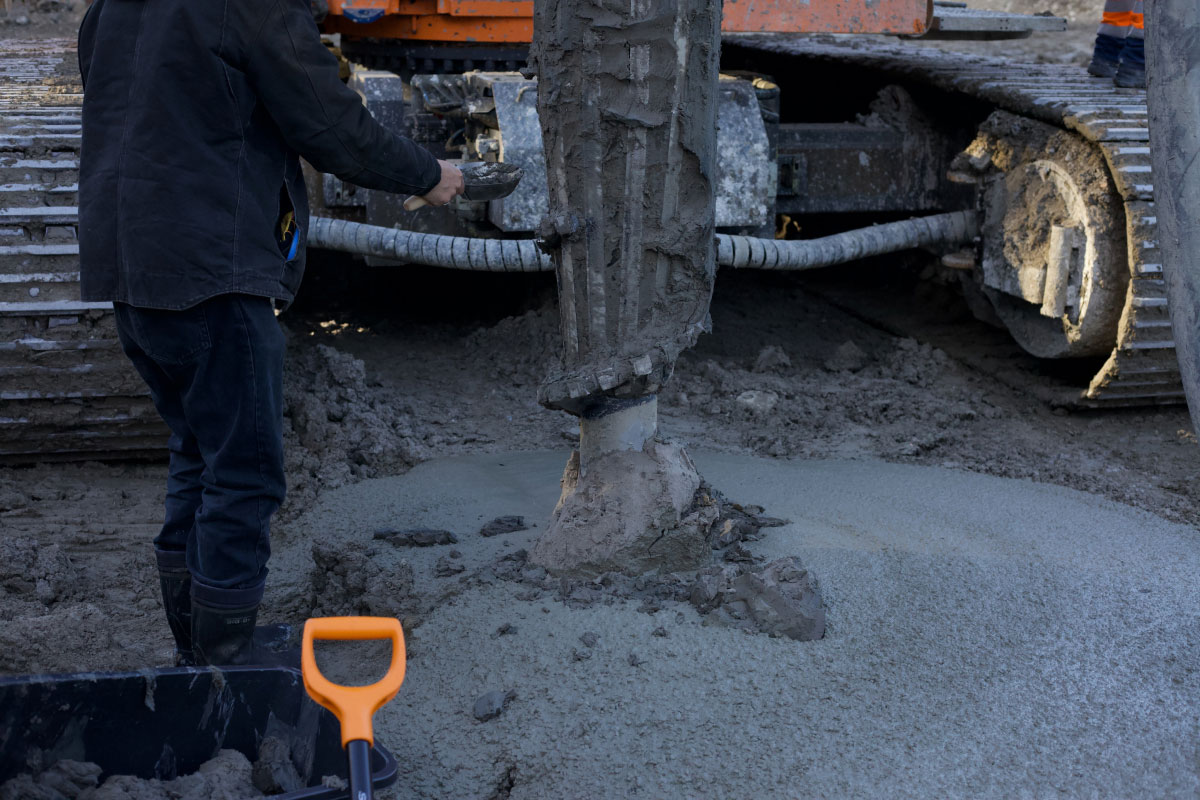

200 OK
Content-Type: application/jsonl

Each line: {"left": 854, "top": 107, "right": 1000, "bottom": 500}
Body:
{"left": 0, "top": 0, "right": 1192, "bottom": 681}
{"left": 4, "top": 1, "right": 1197, "bottom": 793}
{"left": 3, "top": 253, "right": 1196, "bottom": 674}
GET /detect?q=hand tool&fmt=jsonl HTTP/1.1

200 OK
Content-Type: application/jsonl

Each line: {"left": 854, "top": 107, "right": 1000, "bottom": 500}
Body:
{"left": 402, "top": 161, "right": 523, "bottom": 211}
{"left": 302, "top": 616, "right": 407, "bottom": 800}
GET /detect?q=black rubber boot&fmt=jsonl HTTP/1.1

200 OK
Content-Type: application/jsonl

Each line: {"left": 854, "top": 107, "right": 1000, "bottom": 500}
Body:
{"left": 1087, "top": 57, "right": 1118, "bottom": 79}
{"left": 191, "top": 578, "right": 264, "bottom": 666}
{"left": 154, "top": 548, "right": 194, "bottom": 666}
{"left": 1114, "top": 58, "right": 1146, "bottom": 89}
{"left": 191, "top": 578, "right": 298, "bottom": 667}
{"left": 1088, "top": 32, "right": 1123, "bottom": 78}
{"left": 1114, "top": 38, "right": 1147, "bottom": 89}
{"left": 192, "top": 598, "right": 259, "bottom": 666}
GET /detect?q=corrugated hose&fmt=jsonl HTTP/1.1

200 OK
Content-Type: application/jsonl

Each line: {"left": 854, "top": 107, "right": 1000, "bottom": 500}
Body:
{"left": 308, "top": 210, "right": 978, "bottom": 273}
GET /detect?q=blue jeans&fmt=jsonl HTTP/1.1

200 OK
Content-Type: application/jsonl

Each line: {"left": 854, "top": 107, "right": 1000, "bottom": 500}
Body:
{"left": 115, "top": 294, "right": 286, "bottom": 595}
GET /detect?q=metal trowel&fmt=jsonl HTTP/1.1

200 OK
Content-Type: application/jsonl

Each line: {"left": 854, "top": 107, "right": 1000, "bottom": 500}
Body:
{"left": 402, "top": 161, "right": 523, "bottom": 211}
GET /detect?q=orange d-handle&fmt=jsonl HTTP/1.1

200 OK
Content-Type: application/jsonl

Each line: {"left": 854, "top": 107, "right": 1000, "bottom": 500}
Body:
{"left": 301, "top": 616, "right": 407, "bottom": 748}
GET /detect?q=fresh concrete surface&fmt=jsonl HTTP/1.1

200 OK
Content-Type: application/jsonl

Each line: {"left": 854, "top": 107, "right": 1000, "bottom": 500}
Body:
{"left": 287, "top": 450, "right": 1200, "bottom": 799}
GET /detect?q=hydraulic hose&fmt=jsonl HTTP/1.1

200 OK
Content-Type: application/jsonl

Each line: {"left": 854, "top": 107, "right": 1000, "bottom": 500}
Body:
{"left": 716, "top": 210, "right": 978, "bottom": 270}
{"left": 309, "top": 216, "right": 549, "bottom": 272}
{"left": 308, "top": 210, "right": 978, "bottom": 273}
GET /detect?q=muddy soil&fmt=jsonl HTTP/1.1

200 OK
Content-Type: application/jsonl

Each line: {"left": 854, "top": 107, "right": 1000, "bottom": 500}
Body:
{"left": 0, "top": 0, "right": 85, "bottom": 38}
{"left": 0, "top": 751, "right": 261, "bottom": 800}
{"left": 2, "top": 257, "right": 1195, "bottom": 676}
{"left": 4, "top": 5, "right": 1189, "bottom": 796}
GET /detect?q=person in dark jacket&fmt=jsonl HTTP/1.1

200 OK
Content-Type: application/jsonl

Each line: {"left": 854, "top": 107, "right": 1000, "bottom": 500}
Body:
{"left": 77, "top": 0, "right": 463, "bottom": 666}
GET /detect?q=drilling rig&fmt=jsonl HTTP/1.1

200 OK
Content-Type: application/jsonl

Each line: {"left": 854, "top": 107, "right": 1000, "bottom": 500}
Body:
{"left": 0, "top": 1, "right": 1183, "bottom": 459}
{"left": 311, "top": 0, "right": 1173, "bottom": 401}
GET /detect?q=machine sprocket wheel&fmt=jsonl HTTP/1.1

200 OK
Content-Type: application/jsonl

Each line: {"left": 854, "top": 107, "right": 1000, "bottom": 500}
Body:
{"left": 955, "top": 111, "right": 1129, "bottom": 359}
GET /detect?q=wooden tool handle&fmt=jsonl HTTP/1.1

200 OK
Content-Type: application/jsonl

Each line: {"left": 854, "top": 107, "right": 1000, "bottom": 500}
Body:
{"left": 402, "top": 195, "right": 429, "bottom": 211}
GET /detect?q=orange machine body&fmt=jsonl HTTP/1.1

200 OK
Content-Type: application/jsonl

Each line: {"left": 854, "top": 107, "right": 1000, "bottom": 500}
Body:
{"left": 322, "top": 0, "right": 931, "bottom": 42}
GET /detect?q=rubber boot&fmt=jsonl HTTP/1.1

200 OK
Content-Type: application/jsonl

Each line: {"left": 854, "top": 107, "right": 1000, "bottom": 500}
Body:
{"left": 1114, "top": 39, "right": 1146, "bottom": 89}
{"left": 192, "top": 599, "right": 259, "bottom": 666}
{"left": 1087, "top": 56, "right": 1118, "bottom": 79}
{"left": 191, "top": 578, "right": 298, "bottom": 667}
{"left": 1088, "top": 32, "right": 1123, "bottom": 78}
{"left": 191, "top": 578, "right": 264, "bottom": 666}
{"left": 154, "top": 548, "right": 194, "bottom": 666}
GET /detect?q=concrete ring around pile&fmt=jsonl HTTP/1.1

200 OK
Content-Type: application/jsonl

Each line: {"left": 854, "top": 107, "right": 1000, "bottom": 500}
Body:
{"left": 272, "top": 450, "right": 1200, "bottom": 798}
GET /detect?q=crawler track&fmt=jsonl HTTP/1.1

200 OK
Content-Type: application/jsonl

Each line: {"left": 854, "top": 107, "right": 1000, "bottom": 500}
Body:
{"left": 730, "top": 34, "right": 1179, "bottom": 407}
{"left": 0, "top": 39, "right": 165, "bottom": 460}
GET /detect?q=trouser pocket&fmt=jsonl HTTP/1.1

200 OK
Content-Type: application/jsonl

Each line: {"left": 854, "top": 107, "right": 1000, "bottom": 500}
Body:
{"left": 115, "top": 302, "right": 212, "bottom": 365}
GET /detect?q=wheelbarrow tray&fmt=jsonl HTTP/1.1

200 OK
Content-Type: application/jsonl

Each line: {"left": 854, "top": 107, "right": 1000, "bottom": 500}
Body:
{"left": 0, "top": 666, "right": 398, "bottom": 799}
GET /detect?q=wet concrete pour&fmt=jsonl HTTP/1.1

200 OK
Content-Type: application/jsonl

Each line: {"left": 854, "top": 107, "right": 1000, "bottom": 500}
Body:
{"left": 279, "top": 450, "right": 1200, "bottom": 798}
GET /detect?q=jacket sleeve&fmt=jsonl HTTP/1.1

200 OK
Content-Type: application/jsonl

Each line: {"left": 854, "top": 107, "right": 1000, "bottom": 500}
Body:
{"left": 241, "top": 0, "right": 441, "bottom": 195}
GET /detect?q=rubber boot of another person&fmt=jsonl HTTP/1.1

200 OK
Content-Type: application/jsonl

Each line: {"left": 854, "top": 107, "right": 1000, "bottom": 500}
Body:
{"left": 78, "top": 0, "right": 464, "bottom": 667}
{"left": 1088, "top": 0, "right": 1146, "bottom": 89}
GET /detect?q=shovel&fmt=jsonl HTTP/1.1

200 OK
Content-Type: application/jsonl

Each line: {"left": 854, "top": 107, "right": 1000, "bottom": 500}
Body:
{"left": 302, "top": 617, "right": 407, "bottom": 800}
{"left": 402, "top": 161, "right": 523, "bottom": 211}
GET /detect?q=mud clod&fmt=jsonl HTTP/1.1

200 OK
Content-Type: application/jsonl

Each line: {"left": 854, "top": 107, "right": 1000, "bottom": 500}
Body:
{"left": 434, "top": 556, "right": 466, "bottom": 578}
{"left": 0, "top": 536, "right": 76, "bottom": 606}
{"left": 752, "top": 345, "right": 792, "bottom": 374}
{"left": 711, "top": 502, "right": 775, "bottom": 549}
{"left": 250, "top": 736, "right": 303, "bottom": 795}
{"left": 689, "top": 557, "right": 825, "bottom": 641}
{"left": 735, "top": 390, "right": 779, "bottom": 415}
{"left": 579, "top": 631, "right": 599, "bottom": 648}
{"left": 373, "top": 528, "right": 458, "bottom": 547}
{"left": 281, "top": 342, "right": 425, "bottom": 520}
{"left": 2, "top": 750, "right": 263, "bottom": 800}
{"left": 307, "top": 541, "right": 418, "bottom": 622}
{"left": 0, "top": 760, "right": 99, "bottom": 800}
{"left": 723, "top": 543, "right": 758, "bottom": 564}
{"left": 479, "top": 516, "right": 528, "bottom": 538}
{"left": 474, "top": 689, "right": 517, "bottom": 722}
{"left": 823, "top": 340, "right": 870, "bottom": 373}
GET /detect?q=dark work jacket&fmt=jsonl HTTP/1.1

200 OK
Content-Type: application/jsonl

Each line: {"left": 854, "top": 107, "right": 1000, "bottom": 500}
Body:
{"left": 77, "top": 0, "right": 441, "bottom": 310}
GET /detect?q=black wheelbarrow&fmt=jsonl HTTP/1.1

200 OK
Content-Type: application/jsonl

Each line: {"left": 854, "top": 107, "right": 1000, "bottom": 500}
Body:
{"left": 0, "top": 664, "right": 398, "bottom": 799}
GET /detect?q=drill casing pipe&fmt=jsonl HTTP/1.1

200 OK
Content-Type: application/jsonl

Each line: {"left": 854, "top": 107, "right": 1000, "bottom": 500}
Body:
{"left": 577, "top": 396, "right": 659, "bottom": 475}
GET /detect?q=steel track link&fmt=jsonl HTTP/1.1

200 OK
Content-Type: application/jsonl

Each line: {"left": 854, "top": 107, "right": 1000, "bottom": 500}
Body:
{"left": 730, "top": 34, "right": 1179, "bottom": 407}
{"left": 0, "top": 38, "right": 166, "bottom": 460}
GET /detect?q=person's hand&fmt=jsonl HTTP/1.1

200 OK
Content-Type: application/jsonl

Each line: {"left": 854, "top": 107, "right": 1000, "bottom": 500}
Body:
{"left": 423, "top": 160, "right": 465, "bottom": 206}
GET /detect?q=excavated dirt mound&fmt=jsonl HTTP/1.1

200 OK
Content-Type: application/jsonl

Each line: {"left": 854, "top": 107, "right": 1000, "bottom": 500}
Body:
{"left": 0, "top": 745, "right": 338, "bottom": 800}
{"left": 280, "top": 335, "right": 427, "bottom": 521}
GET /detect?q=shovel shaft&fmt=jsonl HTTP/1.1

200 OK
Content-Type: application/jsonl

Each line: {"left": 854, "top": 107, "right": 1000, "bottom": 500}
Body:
{"left": 347, "top": 739, "right": 373, "bottom": 800}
